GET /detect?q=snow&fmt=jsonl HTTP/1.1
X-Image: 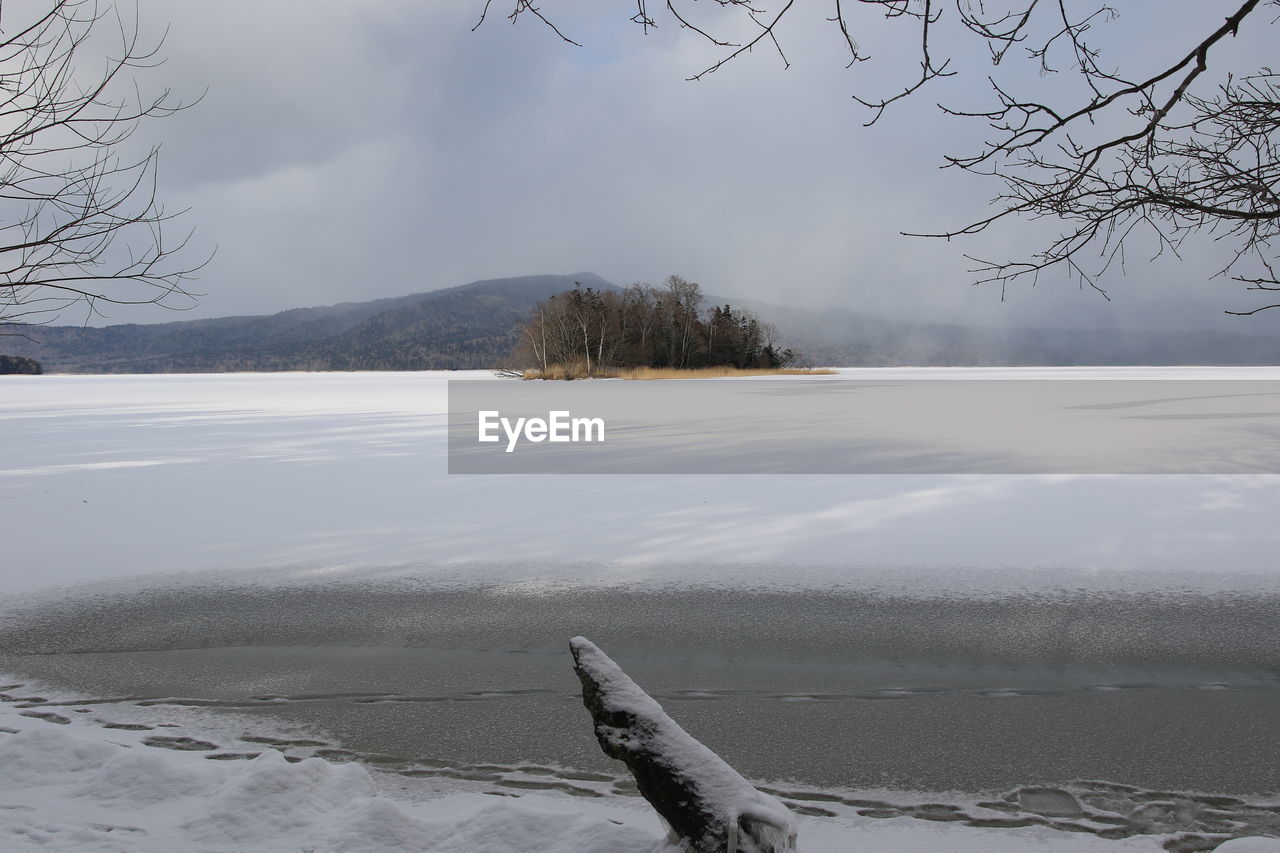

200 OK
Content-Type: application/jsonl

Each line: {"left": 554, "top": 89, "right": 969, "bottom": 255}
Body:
{"left": 3, "top": 370, "right": 1280, "bottom": 596}
{"left": 571, "top": 636, "right": 797, "bottom": 850}
{"left": 0, "top": 699, "right": 659, "bottom": 853}
{"left": 1216, "top": 840, "right": 1280, "bottom": 852}
{"left": 0, "top": 697, "right": 1195, "bottom": 852}
{"left": 3, "top": 369, "right": 1279, "bottom": 851}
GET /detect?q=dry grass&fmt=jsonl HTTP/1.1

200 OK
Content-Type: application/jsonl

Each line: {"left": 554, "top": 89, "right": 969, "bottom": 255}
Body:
{"left": 515, "top": 365, "right": 836, "bottom": 380}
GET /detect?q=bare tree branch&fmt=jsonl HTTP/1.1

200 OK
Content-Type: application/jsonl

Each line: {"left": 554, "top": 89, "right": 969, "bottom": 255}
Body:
{"left": 472, "top": 0, "right": 582, "bottom": 46}
{"left": 0, "top": 0, "right": 206, "bottom": 329}
{"left": 474, "top": 1, "right": 1280, "bottom": 312}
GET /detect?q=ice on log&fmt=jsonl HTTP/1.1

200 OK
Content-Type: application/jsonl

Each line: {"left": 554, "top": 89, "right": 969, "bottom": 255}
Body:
{"left": 570, "top": 636, "right": 797, "bottom": 853}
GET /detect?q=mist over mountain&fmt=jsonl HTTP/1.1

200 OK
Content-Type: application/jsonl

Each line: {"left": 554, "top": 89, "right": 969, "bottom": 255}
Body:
{"left": 3, "top": 272, "right": 1279, "bottom": 373}
{"left": 755, "top": 302, "right": 1280, "bottom": 368}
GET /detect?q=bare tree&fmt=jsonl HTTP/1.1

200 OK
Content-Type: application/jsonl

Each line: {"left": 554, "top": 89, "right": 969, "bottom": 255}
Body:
{"left": 511, "top": 277, "right": 799, "bottom": 375}
{"left": 0, "top": 0, "right": 203, "bottom": 327}
{"left": 475, "top": 2, "right": 1280, "bottom": 313}
{"left": 661, "top": 274, "right": 701, "bottom": 368}
{"left": 623, "top": 282, "right": 660, "bottom": 359}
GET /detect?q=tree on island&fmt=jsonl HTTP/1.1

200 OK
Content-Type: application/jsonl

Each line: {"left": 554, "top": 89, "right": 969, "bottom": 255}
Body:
{"left": 0, "top": 0, "right": 203, "bottom": 328}
{"left": 476, "top": 2, "right": 1280, "bottom": 313}
{"left": 0, "top": 355, "right": 42, "bottom": 375}
{"left": 511, "top": 275, "right": 800, "bottom": 377}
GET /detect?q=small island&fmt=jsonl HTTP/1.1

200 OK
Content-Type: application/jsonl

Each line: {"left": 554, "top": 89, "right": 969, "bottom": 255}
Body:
{"left": 508, "top": 275, "right": 826, "bottom": 379}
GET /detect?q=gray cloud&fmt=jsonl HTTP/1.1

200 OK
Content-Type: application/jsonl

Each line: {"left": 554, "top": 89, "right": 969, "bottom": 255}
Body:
{"left": 89, "top": 1, "right": 1280, "bottom": 334}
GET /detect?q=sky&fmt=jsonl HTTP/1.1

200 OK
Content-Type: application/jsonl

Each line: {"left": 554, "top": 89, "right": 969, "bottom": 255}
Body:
{"left": 51, "top": 0, "right": 1280, "bottom": 333}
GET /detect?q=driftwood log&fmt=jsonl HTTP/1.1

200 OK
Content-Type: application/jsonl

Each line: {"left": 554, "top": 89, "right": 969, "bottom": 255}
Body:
{"left": 570, "top": 636, "right": 797, "bottom": 853}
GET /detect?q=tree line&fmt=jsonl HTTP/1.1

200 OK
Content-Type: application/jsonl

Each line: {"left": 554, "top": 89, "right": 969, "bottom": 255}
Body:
{"left": 512, "top": 276, "right": 799, "bottom": 376}
{"left": 0, "top": 355, "right": 42, "bottom": 374}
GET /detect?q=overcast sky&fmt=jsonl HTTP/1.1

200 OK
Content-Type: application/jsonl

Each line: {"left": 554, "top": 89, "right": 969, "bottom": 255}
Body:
{"left": 82, "top": 1, "right": 1280, "bottom": 332}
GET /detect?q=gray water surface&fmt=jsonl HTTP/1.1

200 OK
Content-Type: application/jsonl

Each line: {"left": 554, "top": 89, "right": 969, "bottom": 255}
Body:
{"left": 2, "top": 579, "right": 1277, "bottom": 794}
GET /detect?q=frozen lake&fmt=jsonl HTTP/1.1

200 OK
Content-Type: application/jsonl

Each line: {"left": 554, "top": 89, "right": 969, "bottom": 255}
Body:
{"left": 2, "top": 370, "right": 1279, "bottom": 844}
{"left": 6, "top": 369, "right": 1280, "bottom": 592}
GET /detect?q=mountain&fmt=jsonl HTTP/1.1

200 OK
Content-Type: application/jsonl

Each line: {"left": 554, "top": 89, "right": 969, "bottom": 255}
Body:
{"left": 3, "top": 271, "right": 1280, "bottom": 372}
{"left": 0, "top": 273, "right": 612, "bottom": 373}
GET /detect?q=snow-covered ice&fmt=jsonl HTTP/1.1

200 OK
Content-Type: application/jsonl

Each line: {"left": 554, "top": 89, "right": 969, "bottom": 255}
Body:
{"left": 3, "top": 369, "right": 1280, "bottom": 594}
{"left": 2, "top": 369, "right": 1279, "bottom": 851}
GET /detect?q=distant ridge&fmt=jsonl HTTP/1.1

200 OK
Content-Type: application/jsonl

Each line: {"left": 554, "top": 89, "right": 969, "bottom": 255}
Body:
{"left": 2, "top": 271, "right": 1279, "bottom": 372}
{"left": 0, "top": 273, "right": 612, "bottom": 373}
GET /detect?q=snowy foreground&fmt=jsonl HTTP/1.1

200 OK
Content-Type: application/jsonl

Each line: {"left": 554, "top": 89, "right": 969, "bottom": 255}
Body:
{"left": 3, "top": 370, "right": 1280, "bottom": 851}
{"left": 3, "top": 682, "right": 1241, "bottom": 853}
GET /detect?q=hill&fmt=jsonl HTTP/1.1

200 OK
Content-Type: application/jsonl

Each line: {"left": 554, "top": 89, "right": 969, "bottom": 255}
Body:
{"left": 3, "top": 272, "right": 1280, "bottom": 371}
{"left": 0, "top": 273, "right": 611, "bottom": 373}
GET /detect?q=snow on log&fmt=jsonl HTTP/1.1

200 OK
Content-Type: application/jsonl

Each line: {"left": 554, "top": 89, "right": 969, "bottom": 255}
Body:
{"left": 569, "top": 636, "right": 797, "bottom": 853}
